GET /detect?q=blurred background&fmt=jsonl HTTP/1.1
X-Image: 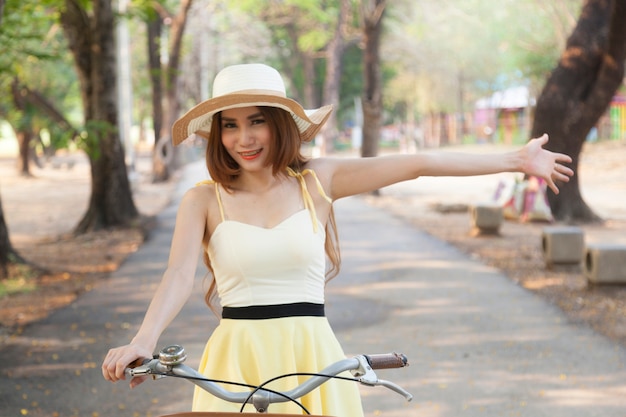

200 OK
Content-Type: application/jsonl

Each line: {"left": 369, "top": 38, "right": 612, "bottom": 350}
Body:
{"left": 0, "top": 0, "right": 625, "bottom": 279}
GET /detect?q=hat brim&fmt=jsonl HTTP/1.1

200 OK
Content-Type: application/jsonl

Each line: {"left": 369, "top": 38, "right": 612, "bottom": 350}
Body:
{"left": 172, "top": 93, "right": 333, "bottom": 146}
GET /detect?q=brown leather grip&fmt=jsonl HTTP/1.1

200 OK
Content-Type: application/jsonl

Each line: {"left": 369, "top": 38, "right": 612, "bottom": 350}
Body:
{"left": 364, "top": 353, "right": 409, "bottom": 369}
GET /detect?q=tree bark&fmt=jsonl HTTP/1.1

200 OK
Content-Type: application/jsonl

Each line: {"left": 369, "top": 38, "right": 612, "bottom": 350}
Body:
{"left": 60, "top": 0, "right": 139, "bottom": 233}
{"left": 0, "top": 0, "right": 17, "bottom": 278}
{"left": 0, "top": 192, "right": 27, "bottom": 279}
{"left": 151, "top": 0, "right": 194, "bottom": 182}
{"left": 9, "top": 79, "right": 34, "bottom": 177}
{"left": 320, "top": 0, "right": 350, "bottom": 155}
{"left": 360, "top": 0, "right": 386, "bottom": 159}
{"left": 531, "top": 0, "right": 626, "bottom": 222}
{"left": 147, "top": 12, "right": 163, "bottom": 161}
{"left": 0, "top": 193, "right": 14, "bottom": 279}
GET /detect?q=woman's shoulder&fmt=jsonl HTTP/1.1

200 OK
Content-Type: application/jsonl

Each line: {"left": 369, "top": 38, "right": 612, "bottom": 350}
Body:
{"left": 302, "top": 158, "right": 336, "bottom": 175}
{"left": 302, "top": 157, "right": 348, "bottom": 182}
{"left": 181, "top": 180, "right": 217, "bottom": 205}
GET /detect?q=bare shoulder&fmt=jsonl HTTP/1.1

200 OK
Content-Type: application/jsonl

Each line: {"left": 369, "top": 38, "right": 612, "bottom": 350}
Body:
{"left": 183, "top": 181, "right": 213, "bottom": 200}
{"left": 302, "top": 158, "right": 339, "bottom": 189}
{"left": 303, "top": 157, "right": 350, "bottom": 179}
{"left": 179, "top": 182, "right": 215, "bottom": 214}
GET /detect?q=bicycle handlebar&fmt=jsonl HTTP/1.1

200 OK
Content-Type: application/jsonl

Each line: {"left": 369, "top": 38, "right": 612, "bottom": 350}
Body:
{"left": 364, "top": 352, "right": 408, "bottom": 370}
{"left": 126, "top": 345, "right": 412, "bottom": 413}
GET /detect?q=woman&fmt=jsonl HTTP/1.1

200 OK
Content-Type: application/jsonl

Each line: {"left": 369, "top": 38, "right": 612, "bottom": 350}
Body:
{"left": 102, "top": 63, "right": 573, "bottom": 416}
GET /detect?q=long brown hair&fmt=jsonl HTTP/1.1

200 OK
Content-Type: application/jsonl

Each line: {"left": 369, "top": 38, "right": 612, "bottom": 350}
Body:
{"left": 201, "top": 106, "right": 341, "bottom": 312}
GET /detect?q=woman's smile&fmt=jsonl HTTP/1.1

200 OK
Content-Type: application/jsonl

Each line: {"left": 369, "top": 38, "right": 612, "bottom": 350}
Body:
{"left": 239, "top": 148, "right": 263, "bottom": 160}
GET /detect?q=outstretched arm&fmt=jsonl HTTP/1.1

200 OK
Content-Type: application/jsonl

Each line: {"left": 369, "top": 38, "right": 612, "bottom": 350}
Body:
{"left": 315, "top": 134, "right": 573, "bottom": 200}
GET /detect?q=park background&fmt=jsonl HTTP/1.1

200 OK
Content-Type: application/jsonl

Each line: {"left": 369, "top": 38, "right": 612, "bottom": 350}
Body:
{"left": 1, "top": 1, "right": 626, "bottom": 415}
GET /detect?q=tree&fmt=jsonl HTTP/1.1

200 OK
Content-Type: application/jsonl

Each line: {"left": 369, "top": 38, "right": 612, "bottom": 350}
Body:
{"left": 531, "top": 0, "right": 626, "bottom": 222}
{"left": 0, "top": 1, "right": 72, "bottom": 175}
{"left": 0, "top": 0, "right": 54, "bottom": 277}
{"left": 360, "top": 0, "right": 386, "bottom": 159}
{"left": 146, "top": 0, "right": 194, "bottom": 182}
{"left": 0, "top": 0, "right": 22, "bottom": 279}
{"left": 319, "top": 0, "right": 353, "bottom": 155}
{"left": 0, "top": 193, "right": 27, "bottom": 279}
{"left": 60, "top": 0, "right": 139, "bottom": 232}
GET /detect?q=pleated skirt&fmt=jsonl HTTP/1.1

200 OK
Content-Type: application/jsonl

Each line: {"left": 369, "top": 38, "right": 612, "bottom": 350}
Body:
{"left": 191, "top": 316, "right": 364, "bottom": 416}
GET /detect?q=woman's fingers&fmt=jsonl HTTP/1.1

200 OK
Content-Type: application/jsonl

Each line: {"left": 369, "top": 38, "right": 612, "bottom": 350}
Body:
{"left": 102, "top": 344, "right": 151, "bottom": 383}
{"left": 129, "top": 375, "right": 149, "bottom": 389}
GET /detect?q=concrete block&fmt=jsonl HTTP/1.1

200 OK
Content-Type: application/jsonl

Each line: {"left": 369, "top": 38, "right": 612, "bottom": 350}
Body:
{"left": 584, "top": 243, "right": 626, "bottom": 285}
{"left": 541, "top": 226, "right": 585, "bottom": 266}
{"left": 470, "top": 203, "right": 503, "bottom": 235}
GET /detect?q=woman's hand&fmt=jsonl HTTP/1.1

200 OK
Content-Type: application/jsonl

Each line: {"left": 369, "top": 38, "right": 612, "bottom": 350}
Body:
{"left": 520, "top": 134, "right": 574, "bottom": 194}
{"left": 102, "top": 343, "right": 153, "bottom": 388}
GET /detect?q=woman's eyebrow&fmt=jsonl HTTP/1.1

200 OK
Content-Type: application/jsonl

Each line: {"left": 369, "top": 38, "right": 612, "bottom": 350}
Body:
{"left": 221, "top": 112, "right": 263, "bottom": 122}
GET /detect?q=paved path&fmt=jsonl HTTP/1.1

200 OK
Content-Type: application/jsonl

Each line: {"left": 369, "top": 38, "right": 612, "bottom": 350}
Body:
{"left": 1, "top": 160, "right": 625, "bottom": 417}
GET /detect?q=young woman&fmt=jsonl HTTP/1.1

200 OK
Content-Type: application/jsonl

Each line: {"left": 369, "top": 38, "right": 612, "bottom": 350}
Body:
{"left": 102, "top": 63, "right": 573, "bottom": 416}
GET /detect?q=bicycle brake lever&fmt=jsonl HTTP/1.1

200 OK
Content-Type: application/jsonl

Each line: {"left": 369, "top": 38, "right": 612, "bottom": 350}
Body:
{"left": 125, "top": 365, "right": 150, "bottom": 377}
{"left": 372, "top": 379, "right": 413, "bottom": 401}
{"left": 125, "top": 357, "right": 159, "bottom": 378}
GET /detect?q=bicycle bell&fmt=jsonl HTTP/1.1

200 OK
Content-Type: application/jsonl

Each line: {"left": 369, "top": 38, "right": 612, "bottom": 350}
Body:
{"left": 159, "top": 345, "right": 187, "bottom": 365}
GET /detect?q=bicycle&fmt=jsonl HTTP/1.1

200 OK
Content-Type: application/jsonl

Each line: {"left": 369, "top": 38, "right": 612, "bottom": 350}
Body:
{"left": 126, "top": 344, "right": 413, "bottom": 416}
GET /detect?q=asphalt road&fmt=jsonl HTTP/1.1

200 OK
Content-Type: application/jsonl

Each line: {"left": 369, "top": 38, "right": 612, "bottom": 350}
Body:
{"left": 1, "top": 160, "right": 625, "bottom": 417}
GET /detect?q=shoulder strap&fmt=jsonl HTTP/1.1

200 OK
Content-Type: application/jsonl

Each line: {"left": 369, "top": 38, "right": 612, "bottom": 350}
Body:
{"left": 287, "top": 167, "right": 332, "bottom": 233}
{"left": 195, "top": 180, "right": 225, "bottom": 222}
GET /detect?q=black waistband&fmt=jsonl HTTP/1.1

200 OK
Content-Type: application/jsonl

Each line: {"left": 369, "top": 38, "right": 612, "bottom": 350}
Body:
{"left": 222, "top": 302, "right": 325, "bottom": 320}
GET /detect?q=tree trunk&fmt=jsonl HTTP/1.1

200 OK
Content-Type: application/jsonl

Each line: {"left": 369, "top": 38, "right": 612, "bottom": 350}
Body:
{"left": 320, "top": 0, "right": 350, "bottom": 155}
{"left": 0, "top": 0, "right": 26, "bottom": 279}
{"left": 151, "top": 0, "right": 194, "bottom": 183}
{"left": 10, "top": 78, "right": 34, "bottom": 177}
{"left": 16, "top": 130, "right": 33, "bottom": 176}
{"left": 0, "top": 193, "right": 13, "bottom": 279}
{"left": 61, "top": 0, "right": 139, "bottom": 233}
{"left": 147, "top": 13, "right": 163, "bottom": 160}
{"left": 360, "top": 0, "right": 386, "bottom": 159}
{"left": 531, "top": 0, "right": 626, "bottom": 223}
{"left": 0, "top": 192, "right": 27, "bottom": 279}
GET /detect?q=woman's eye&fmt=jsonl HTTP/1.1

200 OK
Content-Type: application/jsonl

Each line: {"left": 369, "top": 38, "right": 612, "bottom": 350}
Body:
{"left": 222, "top": 122, "right": 236, "bottom": 129}
{"left": 251, "top": 118, "right": 265, "bottom": 125}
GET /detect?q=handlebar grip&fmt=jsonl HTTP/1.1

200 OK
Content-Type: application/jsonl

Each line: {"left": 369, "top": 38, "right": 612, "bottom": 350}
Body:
{"left": 128, "top": 357, "right": 151, "bottom": 368}
{"left": 364, "top": 353, "right": 409, "bottom": 370}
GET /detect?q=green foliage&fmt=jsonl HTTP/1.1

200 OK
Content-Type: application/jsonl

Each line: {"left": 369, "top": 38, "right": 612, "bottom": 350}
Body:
{"left": 0, "top": 0, "right": 81, "bottom": 155}
{"left": 227, "top": 0, "right": 340, "bottom": 53}
{"left": 127, "top": 0, "right": 167, "bottom": 21}
{"left": 2, "top": 0, "right": 586, "bottom": 160}
{"left": 383, "top": 0, "right": 583, "bottom": 121}
{"left": 79, "top": 120, "right": 118, "bottom": 160}
{"left": 0, "top": 0, "right": 61, "bottom": 74}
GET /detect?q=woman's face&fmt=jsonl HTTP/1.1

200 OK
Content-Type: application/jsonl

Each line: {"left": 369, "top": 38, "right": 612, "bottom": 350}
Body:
{"left": 220, "top": 106, "right": 273, "bottom": 171}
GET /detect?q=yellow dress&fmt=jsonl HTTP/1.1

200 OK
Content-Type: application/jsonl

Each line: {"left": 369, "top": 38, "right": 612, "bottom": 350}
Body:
{"left": 191, "top": 169, "right": 364, "bottom": 416}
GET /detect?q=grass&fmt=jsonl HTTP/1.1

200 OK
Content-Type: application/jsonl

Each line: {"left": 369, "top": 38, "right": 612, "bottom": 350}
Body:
{"left": 0, "top": 264, "right": 39, "bottom": 297}
{"left": 0, "top": 277, "right": 37, "bottom": 297}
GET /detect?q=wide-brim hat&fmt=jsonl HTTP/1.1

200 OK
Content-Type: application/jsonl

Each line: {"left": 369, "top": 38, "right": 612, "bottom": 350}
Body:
{"left": 172, "top": 63, "right": 333, "bottom": 146}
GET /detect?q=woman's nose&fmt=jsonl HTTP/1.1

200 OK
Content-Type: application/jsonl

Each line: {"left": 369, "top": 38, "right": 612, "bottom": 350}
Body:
{"left": 237, "top": 126, "right": 254, "bottom": 145}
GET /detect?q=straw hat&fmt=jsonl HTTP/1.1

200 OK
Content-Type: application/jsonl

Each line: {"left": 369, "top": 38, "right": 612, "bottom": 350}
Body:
{"left": 171, "top": 63, "right": 333, "bottom": 146}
